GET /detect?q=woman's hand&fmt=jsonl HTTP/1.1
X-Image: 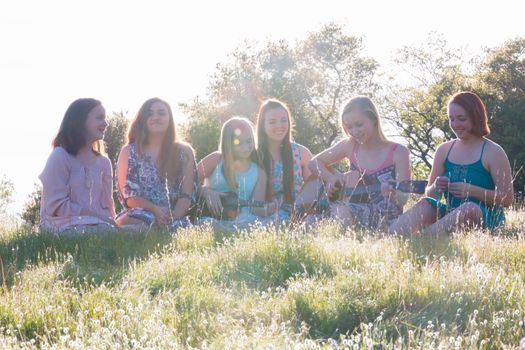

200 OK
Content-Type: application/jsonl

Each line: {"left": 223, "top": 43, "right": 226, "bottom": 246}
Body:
{"left": 326, "top": 173, "right": 346, "bottom": 198}
{"left": 380, "top": 181, "right": 396, "bottom": 199}
{"left": 434, "top": 176, "right": 450, "bottom": 193}
{"left": 448, "top": 182, "right": 472, "bottom": 199}
{"left": 202, "top": 187, "right": 224, "bottom": 217}
{"left": 152, "top": 205, "right": 172, "bottom": 226}
{"left": 265, "top": 198, "right": 280, "bottom": 216}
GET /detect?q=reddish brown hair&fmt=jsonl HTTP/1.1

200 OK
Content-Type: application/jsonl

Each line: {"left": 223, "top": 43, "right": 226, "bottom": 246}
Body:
{"left": 448, "top": 91, "right": 490, "bottom": 137}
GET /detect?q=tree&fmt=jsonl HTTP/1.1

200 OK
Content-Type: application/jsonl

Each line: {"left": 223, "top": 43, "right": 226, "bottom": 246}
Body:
{"left": 21, "top": 183, "right": 41, "bottom": 229}
{"left": 0, "top": 175, "right": 14, "bottom": 215}
{"left": 179, "top": 97, "right": 223, "bottom": 161}
{"left": 102, "top": 111, "right": 130, "bottom": 213}
{"left": 381, "top": 34, "right": 471, "bottom": 174}
{"left": 183, "top": 23, "right": 379, "bottom": 156}
{"left": 104, "top": 111, "right": 130, "bottom": 169}
{"left": 473, "top": 38, "right": 525, "bottom": 197}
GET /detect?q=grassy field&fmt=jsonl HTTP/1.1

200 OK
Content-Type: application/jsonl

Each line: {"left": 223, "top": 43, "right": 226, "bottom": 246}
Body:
{"left": 0, "top": 210, "right": 525, "bottom": 349}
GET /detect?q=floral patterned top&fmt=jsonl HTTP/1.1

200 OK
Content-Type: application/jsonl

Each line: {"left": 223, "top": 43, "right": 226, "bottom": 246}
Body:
{"left": 270, "top": 143, "right": 304, "bottom": 201}
{"left": 117, "top": 143, "right": 197, "bottom": 224}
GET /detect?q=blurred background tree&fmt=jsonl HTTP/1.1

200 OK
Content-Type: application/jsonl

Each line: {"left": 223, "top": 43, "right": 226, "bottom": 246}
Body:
{"left": 104, "top": 111, "right": 130, "bottom": 169}
{"left": 103, "top": 111, "right": 130, "bottom": 213}
{"left": 181, "top": 23, "right": 379, "bottom": 159}
{"left": 380, "top": 33, "right": 472, "bottom": 177}
{"left": 0, "top": 175, "right": 14, "bottom": 215}
{"left": 472, "top": 38, "right": 525, "bottom": 199}
{"left": 13, "top": 28, "right": 525, "bottom": 216}
{"left": 20, "top": 183, "right": 41, "bottom": 229}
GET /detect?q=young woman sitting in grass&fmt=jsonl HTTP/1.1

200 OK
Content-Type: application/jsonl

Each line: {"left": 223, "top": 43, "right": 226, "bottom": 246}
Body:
{"left": 307, "top": 96, "right": 411, "bottom": 230}
{"left": 39, "top": 98, "right": 117, "bottom": 234}
{"left": 196, "top": 117, "right": 277, "bottom": 230}
{"left": 116, "top": 98, "right": 197, "bottom": 230}
{"left": 388, "top": 91, "right": 513, "bottom": 236}
{"left": 255, "top": 99, "right": 313, "bottom": 221}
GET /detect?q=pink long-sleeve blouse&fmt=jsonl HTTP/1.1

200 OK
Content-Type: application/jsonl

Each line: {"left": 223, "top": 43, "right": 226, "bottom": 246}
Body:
{"left": 39, "top": 147, "right": 116, "bottom": 232}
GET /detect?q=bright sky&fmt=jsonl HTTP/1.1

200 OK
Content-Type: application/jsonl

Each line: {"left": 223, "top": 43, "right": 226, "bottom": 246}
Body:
{"left": 1, "top": 0, "right": 524, "bottom": 215}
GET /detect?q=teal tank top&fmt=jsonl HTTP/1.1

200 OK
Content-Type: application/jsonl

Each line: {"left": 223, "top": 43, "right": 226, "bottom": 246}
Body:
{"left": 208, "top": 160, "right": 258, "bottom": 201}
{"left": 440, "top": 139, "right": 504, "bottom": 229}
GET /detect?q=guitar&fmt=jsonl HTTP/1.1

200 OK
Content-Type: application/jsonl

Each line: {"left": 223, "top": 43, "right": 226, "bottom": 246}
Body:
{"left": 293, "top": 170, "right": 428, "bottom": 216}
{"left": 330, "top": 179, "right": 428, "bottom": 202}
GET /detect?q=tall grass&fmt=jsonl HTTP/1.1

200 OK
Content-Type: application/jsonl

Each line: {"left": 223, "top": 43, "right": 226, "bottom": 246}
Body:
{"left": 0, "top": 211, "right": 524, "bottom": 348}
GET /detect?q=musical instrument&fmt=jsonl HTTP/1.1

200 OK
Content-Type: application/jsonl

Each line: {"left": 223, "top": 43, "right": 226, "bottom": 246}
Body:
{"left": 293, "top": 169, "right": 428, "bottom": 217}
{"left": 195, "top": 192, "right": 267, "bottom": 221}
{"left": 330, "top": 179, "right": 428, "bottom": 202}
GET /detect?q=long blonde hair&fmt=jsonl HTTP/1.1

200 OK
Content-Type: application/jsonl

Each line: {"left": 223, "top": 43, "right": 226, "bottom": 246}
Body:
{"left": 219, "top": 117, "right": 259, "bottom": 192}
{"left": 340, "top": 96, "right": 387, "bottom": 142}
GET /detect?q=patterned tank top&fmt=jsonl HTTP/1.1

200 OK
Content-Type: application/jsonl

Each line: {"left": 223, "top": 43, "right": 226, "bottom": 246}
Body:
{"left": 347, "top": 142, "right": 402, "bottom": 225}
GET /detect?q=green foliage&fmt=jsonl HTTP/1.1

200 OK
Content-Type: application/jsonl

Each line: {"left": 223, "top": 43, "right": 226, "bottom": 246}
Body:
{"left": 183, "top": 22, "right": 379, "bottom": 156}
{"left": 473, "top": 38, "right": 525, "bottom": 197}
{"left": 20, "top": 183, "right": 41, "bottom": 229}
{"left": 0, "top": 175, "right": 14, "bottom": 214}
{"left": 103, "top": 112, "right": 129, "bottom": 213}
{"left": 214, "top": 228, "right": 334, "bottom": 290}
{"left": 1, "top": 217, "right": 525, "bottom": 348}
{"left": 179, "top": 98, "right": 222, "bottom": 161}
{"left": 382, "top": 33, "right": 469, "bottom": 172}
{"left": 103, "top": 111, "right": 129, "bottom": 169}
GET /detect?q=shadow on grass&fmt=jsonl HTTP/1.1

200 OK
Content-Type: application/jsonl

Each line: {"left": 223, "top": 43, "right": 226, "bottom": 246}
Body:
{"left": 0, "top": 229, "right": 176, "bottom": 287}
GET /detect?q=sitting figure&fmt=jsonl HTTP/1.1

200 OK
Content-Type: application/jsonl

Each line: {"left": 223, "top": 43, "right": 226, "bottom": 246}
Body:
{"left": 196, "top": 117, "right": 277, "bottom": 231}
{"left": 255, "top": 99, "right": 313, "bottom": 222}
{"left": 389, "top": 91, "right": 514, "bottom": 236}
{"left": 39, "top": 98, "right": 117, "bottom": 234}
{"left": 307, "top": 96, "right": 411, "bottom": 229}
{"left": 116, "top": 98, "right": 197, "bottom": 230}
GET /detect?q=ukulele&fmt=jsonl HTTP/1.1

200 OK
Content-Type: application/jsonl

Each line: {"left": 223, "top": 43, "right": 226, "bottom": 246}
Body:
{"left": 196, "top": 192, "right": 267, "bottom": 221}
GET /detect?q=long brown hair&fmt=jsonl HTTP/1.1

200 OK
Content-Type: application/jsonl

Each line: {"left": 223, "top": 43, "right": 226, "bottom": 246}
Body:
{"left": 219, "top": 117, "right": 258, "bottom": 192}
{"left": 53, "top": 98, "right": 105, "bottom": 156}
{"left": 256, "top": 99, "right": 294, "bottom": 203}
{"left": 127, "top": 98, "right": 182, "bottom": 186}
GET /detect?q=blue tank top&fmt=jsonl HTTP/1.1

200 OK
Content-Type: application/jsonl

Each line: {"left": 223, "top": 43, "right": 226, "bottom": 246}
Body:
{"left": 443, "top": 139, "right": 504, "bottom": 228}
{"left": 208, "top": 160, "right": 258, "bottom": 201}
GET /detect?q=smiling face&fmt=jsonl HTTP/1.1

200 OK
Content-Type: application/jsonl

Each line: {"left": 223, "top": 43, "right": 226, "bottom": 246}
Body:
{"left": 84, "top": 104, "right": 107, "bottom": 143}
{"left": 263, "top": 107, "right": 290, "bottom": 144}
{"left": 146, "top": 101, "right": 171, "bottom": 135}
{"left": 232, "top": 127, "right": 255, "bottom": 160}
{"left": 342, "top": 110, "right": 376, "bottom": 144}
{"left": 448, "top": 103, "right": 474, "bottom": 139}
